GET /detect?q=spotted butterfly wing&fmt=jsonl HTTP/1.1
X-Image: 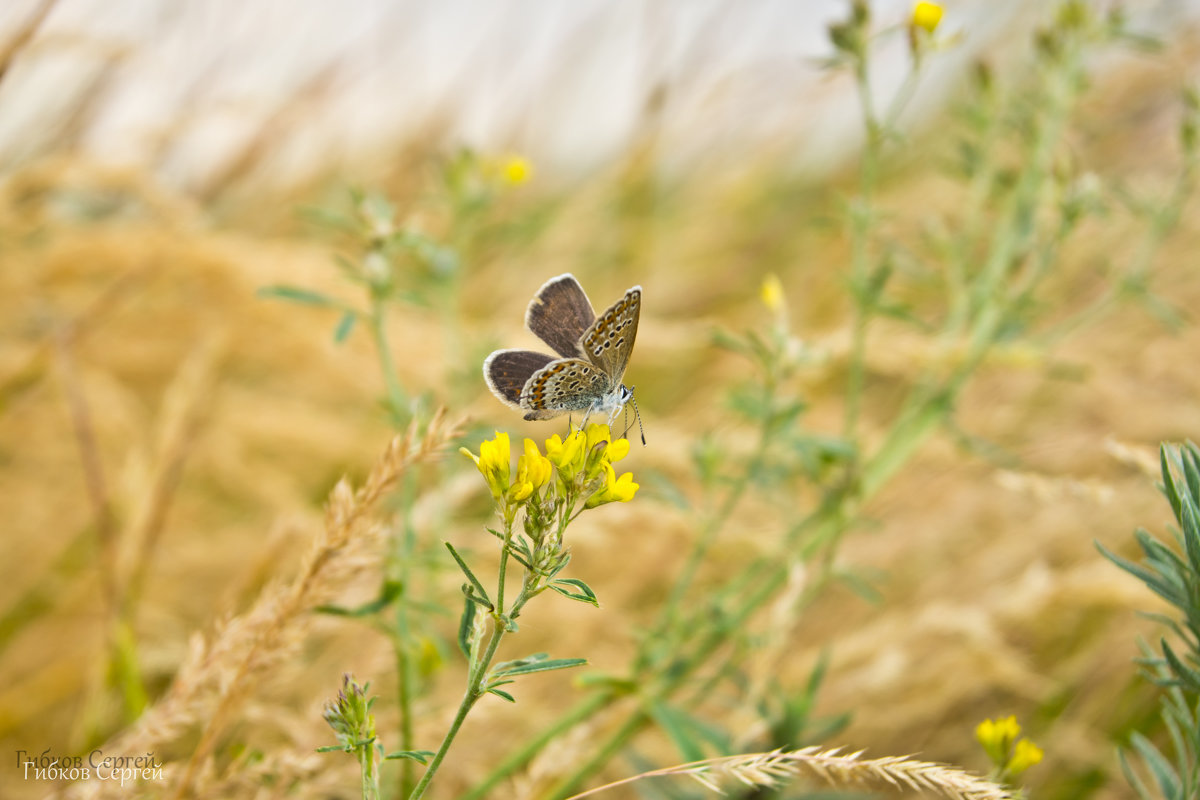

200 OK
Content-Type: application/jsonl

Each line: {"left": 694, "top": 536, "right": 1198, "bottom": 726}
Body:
{"left": 519, "top": 358, "right": 614, "bottom": 421}
{"left": 581, "top": 286, "right": 641, "bottom": 384}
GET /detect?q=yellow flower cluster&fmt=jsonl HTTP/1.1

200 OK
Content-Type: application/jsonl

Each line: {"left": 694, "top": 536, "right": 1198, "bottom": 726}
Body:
{"left": 975, "top": 716, "right": 1043, "bottom": 778}
{"left": 461, "top": 424, "right": 638, "bottom": 516}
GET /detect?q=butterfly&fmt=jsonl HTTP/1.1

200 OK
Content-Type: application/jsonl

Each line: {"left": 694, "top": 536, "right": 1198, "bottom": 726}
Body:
{"left": 484, "top": 274, "right": 641, "bottom": 426}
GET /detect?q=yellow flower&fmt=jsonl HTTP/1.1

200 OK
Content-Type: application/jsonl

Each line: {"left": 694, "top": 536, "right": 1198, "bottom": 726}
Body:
{"left": 585, "top": 462, "right": 640, "bottom": 508}
{"left": 460, "top": 432, "right": 511, "bottom": 501}
{"left": 582, "top": 423, "right": 618, "bottom": 478}
{"left": 1008, "top": 738, "right": 1043, "bottom": 776}
{"left": 508, "top": 438, "right": 551, "bottom": 502}
{"left": 545, "top": 430, "right": 587, "bottom": 475}
{"left": 521, "top": 438, "right": 552, "bottom": 488}
{"left": 760, "top": 274, "right": 785, "bottom": 314}
{"left": 606, "top": 437, "right": 630, "bottom": 463}
{"left": 975, "top": 716, "right": 1019, "bottom": 766}
{"left": 501, "top": 155, "right": 532, "bottom": 185}
{"left": 911, "top": 2, "right": 943, "bottom": 34}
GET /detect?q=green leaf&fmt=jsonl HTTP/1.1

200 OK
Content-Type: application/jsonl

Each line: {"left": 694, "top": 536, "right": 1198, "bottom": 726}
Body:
{"left": 1097, "top": 541, "right": 1187, "bottom": 609}
{"left": 258, "top": 285, "right": 346, "bottom": 309}
{"left": 487, "top": 688, "right": 516, "bottom": 703}
{"left": 1179, "top": 495, "right": 1200, "bottom": 578}
{"left": 457, "top": 593, "right": 476, "bottom": 659}
{"left": 492, "top": 653, "right": 587, "bottom": 678}
{"left": 1162, "top": 445, "right": 1184, "bottom": 524}
{"left": 333, "top": 310, "right": 358, "bottom": 343}
{"left": 1129, "top": 731, "right": 1181, "bottom": 798}
{"left": 550, "top": 578, "right": 599, "bottom": 607}
{"left": 575, "top": 673, "right": 639, "bottom": 694}
{"left": 647, "top": 701, "right": 730, "bottom": 762}
{"left": 445, "top": 542, "right": 491, "bottom": 607}
{"left": 1117, "top": 747, "right": 1157, "bottom": 800}
{"left": 384, "top": 750, "right": 435, "bottom": 764}
{"left": 1182, "top": 443, "right": 1200, "bottom": 505}
{"left": 315, "top": 579, "right": 402, "bottom": 617}
{"left": 1161, "top": 640, "right": 1200, "bottom": 692}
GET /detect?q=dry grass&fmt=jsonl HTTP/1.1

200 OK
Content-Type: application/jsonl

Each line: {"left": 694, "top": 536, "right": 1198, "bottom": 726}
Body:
{"left": 569, "top": 747, "right": 1014, "bottom": 799}
{"left": 52, "top": 411, "right": 461, "bottom": 799}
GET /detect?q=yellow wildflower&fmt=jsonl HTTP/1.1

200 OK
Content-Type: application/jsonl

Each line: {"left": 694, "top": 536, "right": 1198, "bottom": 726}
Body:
{"left": 760, "top": 273, "right": 785, "bottom": 314}
{"left": 585, "top": 462, "right": 640, "bottom": 508}
{"left": 545, "top": 429, "right": 587, "bottom": 475}
{"left": 911, "top": 2, "right": 943, "bottom": 35}
{"left": 460, "top": 432, "right": 511, "bottom": 501}
{"left": 509, "top": 438, "right": 551, "bottom": 502}
{"left": 521, "top": 438, "right": 552, "bottom": 488}
{"left": 976, "top": 715, "right": 1042, "bottom": 777}
{"left": 976, "top": 716, "right": 1020, "bottom": 766}
{"left": 1008, "top": 738, "right": 1043, "bottom": 776}
{"left": 501, "top": 155, "right": 532, "bottom": 185}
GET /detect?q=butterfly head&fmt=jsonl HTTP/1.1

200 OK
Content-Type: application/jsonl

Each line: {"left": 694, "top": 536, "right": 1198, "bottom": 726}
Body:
{"left": 595, "top": 383, "right": 634, "bottom": 426}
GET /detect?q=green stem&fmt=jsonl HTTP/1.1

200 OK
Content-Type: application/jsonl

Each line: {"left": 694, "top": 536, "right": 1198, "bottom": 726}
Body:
{"left": 394, "top": 472, "right": 420, "bottom": 798}
{"left": 844, "top": 53, "right": 882, "bottom": 439}
{"left": 410, "top": 513, "right": 518, "bottom": 800}
{"left": 651, "top": 379, "right": 774, "bottom": 653}
{"left": 408, "top": 622, "right": 507, "bottom": 800}
{"left": 360, "top": 739, "right": 380, "bottom": 800}
{"left": 368, "top": 294, "right": 408, "bottom": 425}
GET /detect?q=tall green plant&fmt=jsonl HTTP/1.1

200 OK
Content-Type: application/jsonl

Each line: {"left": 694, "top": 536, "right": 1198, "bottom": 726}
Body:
{"left": 1101, "top": 443, "right": 1200, "bottom": 800}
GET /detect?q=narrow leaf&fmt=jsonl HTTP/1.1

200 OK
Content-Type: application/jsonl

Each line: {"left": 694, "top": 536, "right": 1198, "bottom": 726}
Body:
{"left": 1183, "top": 443, "right": 1200, "bottom": 506}
{"left": 1162, "top": 445, "right": 1184, "bottom": 523}
{"left": 493, "top": 653, "right": 548, "bottom": 671}
{"left": 487, "top": 688, "right": 516, "bottom": 703}
{"left": 1129, "top": 731, "right": 1181, "bottom": 797}
{"left": 1161, "top": 640, "right": 1200, "bottom": 692}
{"left": 445, "top": 542, "right": 491, "bottom": 607}
{"left": 1180, "top": 495, "right": 1200, "bottom": 576}
{"left": 457, "top": 594, "right": 476, "bottom": 659}
{"left": 494, "top": 657, "right": 587, "bottom": 678}
{"left": 258, "top": 285, "right": 345, "bottom": 309}
{"left": 333, "top": 310, "right": 358, "bottom": 343}
{"left": 384, "top": 750, "right": 435, "bottom": 764}
{"left": 648, "top": 701, "right": 706, "bottom": 762}
{"left": 550, "top": 578, "right": 599, "bottom": 607}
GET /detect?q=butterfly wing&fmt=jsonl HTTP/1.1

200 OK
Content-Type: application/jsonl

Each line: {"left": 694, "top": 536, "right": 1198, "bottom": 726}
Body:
{"left": 580, "top": 286, "right": 641, "bottom": 383}
{"left": 520, "top": 357, "right": 614, "bottom": 421}
{"left": 525, "top": 274, "right": 596, "bottom": 359}
{"left": 483, "top": 349, "right": 556, "bottom": 409}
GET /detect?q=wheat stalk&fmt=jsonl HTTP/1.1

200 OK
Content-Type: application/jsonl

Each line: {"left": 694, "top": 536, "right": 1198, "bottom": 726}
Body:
{"left": 566, "top": 746, "right": 1013, "bottom": 800}
{"left": 58, "top": 409, "right": 463, "bottom": 799}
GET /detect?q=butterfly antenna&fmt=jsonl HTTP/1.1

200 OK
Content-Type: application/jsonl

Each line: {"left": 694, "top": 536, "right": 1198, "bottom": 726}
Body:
{"left": 626, "top": 391, "right": 646, "bottom": 446}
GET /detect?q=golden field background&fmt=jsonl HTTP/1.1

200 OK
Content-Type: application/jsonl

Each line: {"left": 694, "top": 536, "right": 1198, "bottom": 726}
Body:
{"left": 4, "top": 3, "right": 1200, "bottom": 799}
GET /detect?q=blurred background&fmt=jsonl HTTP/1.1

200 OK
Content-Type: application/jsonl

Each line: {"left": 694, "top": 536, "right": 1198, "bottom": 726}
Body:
{"left": 4, "top": 1, "right": 1200, "bottom": 798}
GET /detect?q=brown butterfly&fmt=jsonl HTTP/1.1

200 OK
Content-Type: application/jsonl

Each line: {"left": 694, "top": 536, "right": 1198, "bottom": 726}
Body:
{"left": 484, "top": 274, "right": 641, "bottom": 426}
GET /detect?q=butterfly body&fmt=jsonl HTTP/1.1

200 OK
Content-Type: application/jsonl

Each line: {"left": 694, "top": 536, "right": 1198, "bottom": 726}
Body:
{"left": 484, "top": 274, "right": 640, "bottom": 424}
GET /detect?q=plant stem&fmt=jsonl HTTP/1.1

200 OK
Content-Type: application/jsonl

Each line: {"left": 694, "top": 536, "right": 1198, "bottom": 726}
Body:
{"left": 361, "top": 740, "right": 380, "bottom": 800}
{"left": 408, "top": 621, "right": 507, "bottom": 800}
{"left": 843, "top": 53, "right": 882, "bottom": 440}
{"left": 368, "top": 294, "right": 408, "bottom": 424}
{"left": 393, "top": 472, "right": 420, "bottom": 798}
